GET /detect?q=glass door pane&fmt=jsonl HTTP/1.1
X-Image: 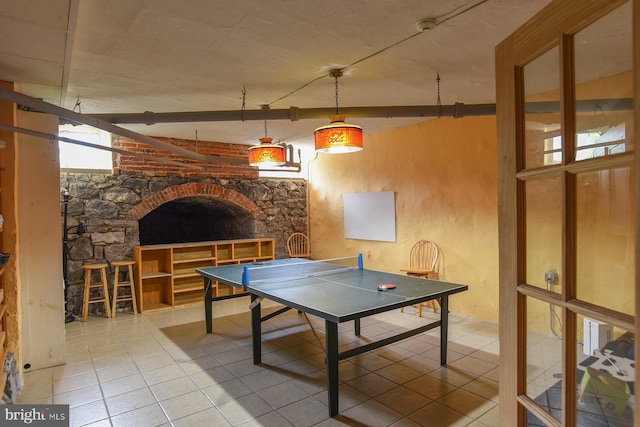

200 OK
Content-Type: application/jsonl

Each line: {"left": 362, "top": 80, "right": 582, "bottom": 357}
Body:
{"left": 575, "top": 166, "right": 634, "bottom": 315}
{"left": 574, "top": 2, "right": 634, "bottom": 160}
{"left": 526, "top": 296, "right": 563, "bottom": 423}
{"left": 524, "top": 47, "right": 562, "bottom": 169}
{"left": 525, "top": 176, "right": 563, "bottom": 292}
{"left": 577, "top": 314, "right": 634, "bottom": 425}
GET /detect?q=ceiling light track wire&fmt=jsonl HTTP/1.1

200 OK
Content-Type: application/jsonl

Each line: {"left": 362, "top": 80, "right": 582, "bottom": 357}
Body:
{"left": 434, "top": 0, "right": 490, "bottom": 26}
{"left": 266, "top": 30, "right": 422, "bottom": 107}
{"left": 331, "top": 69, "right": 343, "bottom": 115}
{"left": 267, "top": 0, "right": 489, "bottom": 108}
{"left": 73, "top": 97, "right": 82, "bottom": 113}
{"left": 241, "top": 85, "right": 247, "bottom": 121}
{"left": 267, "top": 74, "right": 326, "bottom": 107}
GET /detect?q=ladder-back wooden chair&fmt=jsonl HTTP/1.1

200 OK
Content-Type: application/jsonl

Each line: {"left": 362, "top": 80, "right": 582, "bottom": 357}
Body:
{"left": 401, "top": 240, "right": 440, "bottom": 316}
{"left": 286, "top": 233, "right": 311, "bottom": 258}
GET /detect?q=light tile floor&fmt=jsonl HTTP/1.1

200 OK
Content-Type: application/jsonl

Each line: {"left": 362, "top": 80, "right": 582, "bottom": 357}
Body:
{"left": 18, "top": 298, "right": 502, "bottom": 426}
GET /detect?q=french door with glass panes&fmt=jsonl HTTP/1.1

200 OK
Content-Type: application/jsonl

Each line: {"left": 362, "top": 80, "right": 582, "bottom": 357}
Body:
{"left": 496, "top": 0, "right": 638, "bottom": 425}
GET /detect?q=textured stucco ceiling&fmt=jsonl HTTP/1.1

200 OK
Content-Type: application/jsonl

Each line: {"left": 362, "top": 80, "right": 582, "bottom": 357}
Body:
{"left": 1, "top": 0, "right": 553, "bottom": 149}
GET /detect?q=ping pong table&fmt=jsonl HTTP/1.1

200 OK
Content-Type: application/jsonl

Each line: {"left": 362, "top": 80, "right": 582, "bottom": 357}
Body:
{"left": 196, "top": 255, "right": 468, "bottom": 417}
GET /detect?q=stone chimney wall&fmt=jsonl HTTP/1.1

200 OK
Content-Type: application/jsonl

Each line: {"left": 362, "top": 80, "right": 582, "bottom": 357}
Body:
{"left": 60, "top": 172, "right": 307, "bottom": 315}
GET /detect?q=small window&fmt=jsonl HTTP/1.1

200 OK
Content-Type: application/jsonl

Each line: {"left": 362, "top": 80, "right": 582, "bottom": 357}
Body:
{"left": 543, "top": 123, "right": 626, "bottom": 165}
{"left": 58, "top": 124, "right": 113, "bottom": 171}
{"left": 543, "top": 134, "right": 562, "bottom": 166}
{"left": 575, "top": 123, "right": 626, "bottom": 160}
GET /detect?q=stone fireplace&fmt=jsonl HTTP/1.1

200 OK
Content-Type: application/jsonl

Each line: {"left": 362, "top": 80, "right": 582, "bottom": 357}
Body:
{"left": 138, "top": 195, "right": 256, "bottom": 245}
{"left": 61, "top": 172, "right": 307, "bottom": 316}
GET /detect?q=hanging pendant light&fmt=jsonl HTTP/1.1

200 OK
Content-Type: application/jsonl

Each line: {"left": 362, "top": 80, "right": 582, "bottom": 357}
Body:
{"left": 248, "top": 119, "right": 286, "bottom": 167}
{"left": 314, "top": 69, "right": 363, "bottom": 153}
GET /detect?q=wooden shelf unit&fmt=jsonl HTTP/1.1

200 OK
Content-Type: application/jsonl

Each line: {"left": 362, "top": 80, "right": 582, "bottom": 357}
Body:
{"left": 134, "top": 238, "right": 275, "bottom": 312}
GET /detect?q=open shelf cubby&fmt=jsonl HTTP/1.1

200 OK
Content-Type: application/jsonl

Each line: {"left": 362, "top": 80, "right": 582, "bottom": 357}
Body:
{"left": 134, "top": 238, "right": 275, "bottom": 312}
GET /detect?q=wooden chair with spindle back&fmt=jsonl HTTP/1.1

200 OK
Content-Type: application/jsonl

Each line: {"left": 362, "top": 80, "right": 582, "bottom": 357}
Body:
{"left": 286, "top": 233, "right": 311, "bottom": 259}
{"left": 401, "top": 240, "right": 441, "bottom": 316}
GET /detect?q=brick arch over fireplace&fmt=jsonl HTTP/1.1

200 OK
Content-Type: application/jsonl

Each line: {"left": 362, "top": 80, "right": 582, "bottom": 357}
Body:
{"left": 128, "top": 182, "right": 261, "bottom": 220}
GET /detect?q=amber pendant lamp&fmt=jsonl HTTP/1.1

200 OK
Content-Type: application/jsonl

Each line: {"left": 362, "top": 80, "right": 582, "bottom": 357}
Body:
{"left": 248, "top": 119, "right": 286, "bottom": 167}
{"left": 314, "top": 69, "right": 363, "bottom": 153}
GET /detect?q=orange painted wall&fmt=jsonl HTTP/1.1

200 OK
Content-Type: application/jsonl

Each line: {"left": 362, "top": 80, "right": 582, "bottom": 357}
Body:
{"left": 309, "top": 116, "right": 499, "bottom": 322}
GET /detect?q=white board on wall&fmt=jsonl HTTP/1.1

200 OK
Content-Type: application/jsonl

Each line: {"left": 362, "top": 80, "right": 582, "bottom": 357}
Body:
{"left": 343, "top": 191, "right": 396, "bottom": 242}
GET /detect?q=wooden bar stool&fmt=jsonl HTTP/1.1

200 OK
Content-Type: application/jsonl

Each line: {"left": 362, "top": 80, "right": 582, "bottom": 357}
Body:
{"left": 81, "top": 263, "right": 111, "bottom": 321}
{"left": 111, "top": 260, "right": 138, "bottom": 317}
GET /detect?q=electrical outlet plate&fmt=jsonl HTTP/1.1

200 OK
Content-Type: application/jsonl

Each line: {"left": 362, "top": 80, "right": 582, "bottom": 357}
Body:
{"left": 544, "top": 270, "right": 558, "bottom": 283}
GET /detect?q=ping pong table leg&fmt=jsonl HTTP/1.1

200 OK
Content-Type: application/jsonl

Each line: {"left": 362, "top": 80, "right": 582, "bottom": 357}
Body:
{"left": 440, "top": 295, "right": 449, "bottom": 365}
{"left": 204, "top": 278, "right": 213, "bottom": 334}
{"left": 325, "top": 320, "right": 339, "bottom": 417}
{"left": 251, "top": 294, "right": 262, "bottom": 364}
{"left": 354, "top": 319, "right": 361, "bottom": 336}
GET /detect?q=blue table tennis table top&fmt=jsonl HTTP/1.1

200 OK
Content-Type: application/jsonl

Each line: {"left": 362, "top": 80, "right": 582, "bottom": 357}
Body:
{"left": 196, "top": 257, "right": 468, "bottom": 323}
